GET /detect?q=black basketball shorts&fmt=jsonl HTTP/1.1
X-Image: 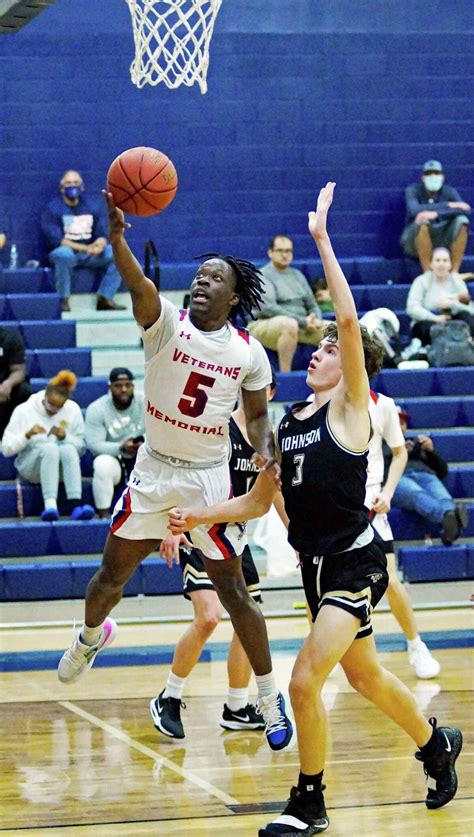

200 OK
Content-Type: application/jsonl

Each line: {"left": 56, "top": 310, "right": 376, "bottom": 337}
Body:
{"left": 179, "top": 544, "right": 262, "bottom": 603}
{"left": 300, "top": 536, "right": 388, "bottom": 639}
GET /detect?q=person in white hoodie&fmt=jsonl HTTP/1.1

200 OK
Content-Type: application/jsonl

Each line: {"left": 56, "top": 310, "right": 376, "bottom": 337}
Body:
{"left": 1, "top": 370, "right": 94, "bottom": 522}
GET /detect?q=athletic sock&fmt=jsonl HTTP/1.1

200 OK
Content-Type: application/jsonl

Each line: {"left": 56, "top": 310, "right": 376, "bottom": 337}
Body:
{"left": 80, "top": 623, "right": 104, "bottom": 646}
{"left": 44, "top": 498, "right": 57, "bottom": 510}
{"left": 163, "top": 671, "right": 185, "bottom": 700}
{"left": 407, "top": 635, "right": 423, "bottom": 650}
{"left": 298, "top": 770, "right": 324, "bottom": 794}
{"left": 227, "top": 687, "right": 248, "bottom": 712}
{"left": 255, "top": 672, "right": 276, "bottom": 698}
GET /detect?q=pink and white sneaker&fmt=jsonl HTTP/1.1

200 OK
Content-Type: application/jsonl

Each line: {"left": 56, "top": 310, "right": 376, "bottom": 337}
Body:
{"left": 58, "top": 618, "right": 117, "bottom": 684}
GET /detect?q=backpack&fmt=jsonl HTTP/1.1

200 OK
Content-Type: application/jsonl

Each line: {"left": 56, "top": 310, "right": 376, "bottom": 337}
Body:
{"left": 427, "top": 320, "right": 474, "bottom": 367}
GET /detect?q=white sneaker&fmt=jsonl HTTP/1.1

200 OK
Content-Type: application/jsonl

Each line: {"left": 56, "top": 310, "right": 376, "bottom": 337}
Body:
{"left": 58, "top": 618, "right": 117, "bottom": 684}
{"left": 408, "top": 641, "right": 441, "bottom": 679}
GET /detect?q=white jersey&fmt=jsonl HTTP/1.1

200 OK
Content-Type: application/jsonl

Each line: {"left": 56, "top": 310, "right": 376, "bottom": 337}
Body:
{"left": 141, "top": 298, "right": 271, "bottom": 464}
{"left": 367, "top": 390, "right": 405, "bottom": 488}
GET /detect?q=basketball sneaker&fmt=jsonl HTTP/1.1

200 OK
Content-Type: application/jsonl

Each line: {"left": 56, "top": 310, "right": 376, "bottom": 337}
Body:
{"left": 57, "top": 618, "right": 117, "bottom": 684}
{"left": 415, "top": 717, "right": 463, "bottom": 809}
{"left": 150, "top": 691, "right": 185, "bottom": 739}
{"left": 220, "top": 702, "right": 266, "bottom": 731}
{"left": 408, "top": 641, "right": 441, "bottom": 679}
{"left": 259, "top": 785, "right": 329, "bottom": 835}
{"left": 257, "top": 691, "right": 293, "bottom": 751}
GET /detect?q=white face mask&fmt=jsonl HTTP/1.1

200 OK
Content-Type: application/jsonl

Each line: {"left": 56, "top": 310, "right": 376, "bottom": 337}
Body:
{"left": 424, "top": 174, "right": 443, "bottom": 192}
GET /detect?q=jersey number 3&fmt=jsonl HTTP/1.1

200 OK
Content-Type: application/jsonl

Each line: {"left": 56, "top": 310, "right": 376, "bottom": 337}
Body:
{"left": 178, "top": 372, "right": 216, "bottom": 418}
{"left": 292, "top": 453, "right": 305, "bottom": 486}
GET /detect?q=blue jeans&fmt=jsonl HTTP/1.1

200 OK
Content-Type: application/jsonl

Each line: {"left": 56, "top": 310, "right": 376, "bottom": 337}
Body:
{"left": 392, "top": 469, "right": 455, "bottom": 524}
{"left": 49, "top": 244, "right": 121, "bottom": 299}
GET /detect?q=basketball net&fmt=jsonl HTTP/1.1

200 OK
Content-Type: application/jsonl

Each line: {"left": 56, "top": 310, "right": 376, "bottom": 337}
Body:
{"left": 125, "top": 0, "right": 222, "bottom": 94}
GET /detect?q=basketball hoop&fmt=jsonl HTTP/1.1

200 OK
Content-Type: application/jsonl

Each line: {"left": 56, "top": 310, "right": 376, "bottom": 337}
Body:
{"left": 125, "top": 0, "right": 222, "bottom": 94}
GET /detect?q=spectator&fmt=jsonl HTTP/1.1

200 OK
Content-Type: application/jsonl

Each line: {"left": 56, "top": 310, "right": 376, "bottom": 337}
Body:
{"left": 0, "top": 325, "right": 32, "bottom": 439}
{"left": 41, "top": 169, "right": 126, "bottom": 312}
{"left": 390, "top": 406, "right": 467, "bottom": 545}
{"left": 406, "top": 246, "right": 474, "bottom": 345}
{"left": 247, "top": 235, "right": 325, "bottom": 371}
{"left": 311, "top": 276, "right": 334, "bottom": 313}
{"left": 85, "top": 367, "right": 145, "bottom": 519}
{"left": 1, "top": 370, "right": 94, "bottom": 522}
{"left": 401, "top": 160, "right": 470, "bottom": 273}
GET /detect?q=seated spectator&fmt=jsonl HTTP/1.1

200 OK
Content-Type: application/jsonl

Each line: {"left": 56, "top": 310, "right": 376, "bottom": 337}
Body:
{"left": 406, "top": 247, "right": 474, "bottom": 345}
{"left": 0, "top": 324, "right": 32, "bottom": 439}
{"left": 85, "top": 367, "right": 144, "bottom": 518}
{"left": 247, "top": 235, "right": 325, "bottom": 371}
{"left": 311, "top": 276, "right": 334, "bottom": 313}
{"left": 401, "top": 160, "right": 471, "bottom": 273}
{"left": 389, "top": 406, "right": 467, "bottom": 545}
{"left": 40, "top": 169, "right": 126, "bottom": 312}
{"left": 1, "top": 370, "right": 94, "bottom": 521}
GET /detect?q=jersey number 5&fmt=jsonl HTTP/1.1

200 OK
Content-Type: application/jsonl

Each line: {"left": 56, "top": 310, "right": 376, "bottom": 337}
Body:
{"left": 178, "top": 372, "right": 216, "bottom": 418}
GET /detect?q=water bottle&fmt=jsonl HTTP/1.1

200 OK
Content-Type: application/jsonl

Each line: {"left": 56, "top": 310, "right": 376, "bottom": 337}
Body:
{"left": 9, "top": 244, "right": 18, "bottom": 270}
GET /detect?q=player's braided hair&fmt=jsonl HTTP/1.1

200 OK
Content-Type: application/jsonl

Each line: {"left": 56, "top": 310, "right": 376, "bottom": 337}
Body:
{"left": 196, "top": 253, "right": 265, "bottom": 324}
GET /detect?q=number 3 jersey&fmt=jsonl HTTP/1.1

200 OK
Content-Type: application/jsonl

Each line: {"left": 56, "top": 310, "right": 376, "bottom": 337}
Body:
{"left": 277, "top": 400, "right": 370, "bottom": 555}
{"left": 141, "top": 298, "right": 271, "bottom": 464}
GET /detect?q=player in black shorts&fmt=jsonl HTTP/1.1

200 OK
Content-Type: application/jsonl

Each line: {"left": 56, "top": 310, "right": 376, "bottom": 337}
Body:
{"left": 169, "top": 184, "right": 462, "bottom": 834}
{"left": 152, "top": 374, "right": 279, "bottom": 739}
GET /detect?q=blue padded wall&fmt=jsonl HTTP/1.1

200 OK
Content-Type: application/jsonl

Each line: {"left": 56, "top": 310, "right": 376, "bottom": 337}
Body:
{"left": 0, "top": 0, "right": 472, "bottom": 266}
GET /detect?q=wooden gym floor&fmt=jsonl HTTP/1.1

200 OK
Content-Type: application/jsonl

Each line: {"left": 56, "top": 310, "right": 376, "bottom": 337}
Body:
{"left": 0, "top": 607, "right": 473, "bottom": 836}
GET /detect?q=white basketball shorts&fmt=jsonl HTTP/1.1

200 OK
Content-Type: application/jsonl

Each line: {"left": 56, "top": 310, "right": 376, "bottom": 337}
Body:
{"left": 110, "top": 445, "right": 247, "bottom": 561}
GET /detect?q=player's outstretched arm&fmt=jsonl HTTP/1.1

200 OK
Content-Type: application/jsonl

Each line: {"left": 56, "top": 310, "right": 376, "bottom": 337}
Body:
{"left": 168, "top": 470, "right": 278, "bottom": 533}
{"left": 103, "top": 190, "right": 161, "bottom": 328}
{"left": 308, "top": 182, "right": 367, "bottom": 409}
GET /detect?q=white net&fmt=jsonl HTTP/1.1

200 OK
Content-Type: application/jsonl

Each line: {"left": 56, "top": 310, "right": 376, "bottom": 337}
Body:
{"left": 125, "top": 0, "right": 223, "bottom": 94}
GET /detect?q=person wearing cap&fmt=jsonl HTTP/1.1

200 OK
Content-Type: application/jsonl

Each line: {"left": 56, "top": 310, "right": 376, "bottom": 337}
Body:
{"left": 388, "top": 406, "right": 467, "bottom": 546}
{"left": 401, "top": 160, "right": 471, "bottom": 273}
{"left": 85, "top": 368, "right": 145, "bottom": 518}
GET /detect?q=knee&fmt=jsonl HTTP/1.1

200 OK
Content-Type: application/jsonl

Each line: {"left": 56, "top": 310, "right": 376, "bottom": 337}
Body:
{"left": 214, "top": 575, "right": 249, "bottom": 610}
{"left": 49, "top": 246, "right": 75, "bottom": 264}
{"left": 39, "top": 443, "right": 59, "bottom": 462}
{"left": 93, "top": 454, "right": 118, "bottom": 479}
{"left": 345, "top": 662, "right": 382, "bottom": 697}
{"left": 280, "top": 317, "right": 299, "bottom": 338}
{"left": 194, "top": 606, "right": 221, "bottom": 637}
{"left": 59, "top": 442, "right": 79, "bottom": 460}
{"left": 289, "top": 665, "right": 322, "bottom": 710}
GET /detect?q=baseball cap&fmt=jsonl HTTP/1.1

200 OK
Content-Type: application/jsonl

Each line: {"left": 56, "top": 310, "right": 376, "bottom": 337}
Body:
{"left": 396, "top": 404, "right": 411, "bottom": 421}
{"left": 423, "top": 160, "right": 443, "bottom": 174}
{"left": 109, "top": 367, "right": 134, "bottom": 383}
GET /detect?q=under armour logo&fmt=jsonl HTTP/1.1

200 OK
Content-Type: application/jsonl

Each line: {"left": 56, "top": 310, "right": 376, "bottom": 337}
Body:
{"left": 282, "top": 421, "right": 290, "bottom": 428}
{"left": 234, "top": 443, "right": 242, "bottom": 450}
{"left": 179, "top": 331, "right": 191, "bottom": 340}
{"left": 367, "top": 572, "right": 383, "bottom": 583}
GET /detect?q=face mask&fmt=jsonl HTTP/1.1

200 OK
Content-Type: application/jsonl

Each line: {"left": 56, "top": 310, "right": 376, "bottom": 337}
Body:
{"left": 63, "top": 185, "right": 82, "bottom": 199}
{"left": 424, "top": 174, "right": 443, "bottom": 192}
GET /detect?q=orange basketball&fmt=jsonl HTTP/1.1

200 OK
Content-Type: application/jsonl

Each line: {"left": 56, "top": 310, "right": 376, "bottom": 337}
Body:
{"left": 107, "top": 146, "right": 178, "bottom": 216}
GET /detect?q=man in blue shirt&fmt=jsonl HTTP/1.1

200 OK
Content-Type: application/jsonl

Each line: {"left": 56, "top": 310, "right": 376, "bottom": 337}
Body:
{"left": 41, "top": 170, "right": 125, "bottom": 312}
{"left": 401, "top": 160, "right": 471, "bottom": 273}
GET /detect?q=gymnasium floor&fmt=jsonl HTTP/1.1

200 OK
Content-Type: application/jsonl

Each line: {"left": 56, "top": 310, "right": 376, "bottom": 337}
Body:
{"left": 1, "top": 599, "right": 472, "bottom": 836}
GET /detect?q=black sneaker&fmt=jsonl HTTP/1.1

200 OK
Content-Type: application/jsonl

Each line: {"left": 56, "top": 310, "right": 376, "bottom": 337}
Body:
{"left": 220, "top": 703, "right": 266, "bottom": 731}
{"left": 415, "top": 717, "right": 463, "bottom": 809}
{"left": 150, "top": 691, "right": 185, "bottom": 739}
{"left": 259, "top": 786, "right": 329, "bottom": 835}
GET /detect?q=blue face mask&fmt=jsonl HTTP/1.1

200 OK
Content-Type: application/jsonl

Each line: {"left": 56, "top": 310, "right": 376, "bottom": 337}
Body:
{"left": 424, "top": 174, "right": 443, "bottom": 192}
{"left": 63, "top": 185, "right": 82, "bottom": 200}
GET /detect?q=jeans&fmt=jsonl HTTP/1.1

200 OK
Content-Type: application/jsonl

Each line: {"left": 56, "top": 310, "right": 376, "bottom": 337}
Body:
{"left": 49, "top": 244, "right": 121, "bottom": 299}
{"left": 392, "top": 469, "right": 455, "bottom": 524}
{"left": 16, "top": 441, "right": 82, "bottom": 502}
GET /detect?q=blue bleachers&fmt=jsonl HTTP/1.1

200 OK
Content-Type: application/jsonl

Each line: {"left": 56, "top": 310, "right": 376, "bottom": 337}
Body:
{"left": 399, "top": 544, "right": 472, "bottom": 583}
{"left": 0, "top": 268, "right": 53, "bottom": 295}
{"left": 389, "top": 505, "right": 473, "bottom": 542}
{"left": 5, "top": 294, "right": 61, "bottom": 321}
{"left": 30, "top": 376, "right": 107, "bottom": 408}
{"left": 0, "top": 320, "right": 76, "bottom": 349}
{"left": 26, "top": 348, "right": 92, "bottom": 378}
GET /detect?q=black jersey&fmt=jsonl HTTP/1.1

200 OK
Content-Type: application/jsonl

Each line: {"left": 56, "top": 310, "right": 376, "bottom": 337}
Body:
{"left": 278, "top": 400, "right": 370, "bottom": 555}
{"left": 229, "top": 415, "right": 260, "bottom": 497}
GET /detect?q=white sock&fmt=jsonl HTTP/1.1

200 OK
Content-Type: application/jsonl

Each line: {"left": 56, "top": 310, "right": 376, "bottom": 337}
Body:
{"left": 44, "top": 498, "right": 57, "bottom": 510}
{"left": 163, "top": 671, "right": 185, "bottom": 700}
{"left": 407, "top": 635, "right": 423, "bottom": 651}
{"left": 80, "top": 623, "right": 104, "bottom": 646}
{"left": 227, "top": 687, "right": 248, "bottom": 712}
{"left": 255, "top": 672, "right": 276, "bottom": 699}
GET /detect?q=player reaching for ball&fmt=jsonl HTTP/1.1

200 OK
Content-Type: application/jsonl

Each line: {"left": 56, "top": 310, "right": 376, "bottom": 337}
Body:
{"left": 169, "top": 184, "right": 463, "bottom": 835}
{"left": 57, "top": 188, "right": 293, "bottom": 753}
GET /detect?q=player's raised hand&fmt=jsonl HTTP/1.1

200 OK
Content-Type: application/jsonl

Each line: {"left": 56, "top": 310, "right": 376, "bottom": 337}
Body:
{"left": 168, "top": 507, "right": 199, "bottom": 535}
{"left": 102, "top": 189, "right": 131, "bottom": 243}
{"left": 308, "top": 182, "right": 336, "bottom": 241}
{"left": 159, "top": 533, "right": 193, "bottom": 567}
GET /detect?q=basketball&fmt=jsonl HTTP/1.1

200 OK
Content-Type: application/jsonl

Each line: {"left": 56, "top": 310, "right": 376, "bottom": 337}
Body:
{"left": 106, "top": 146, "right": 178, "bottom": 216}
